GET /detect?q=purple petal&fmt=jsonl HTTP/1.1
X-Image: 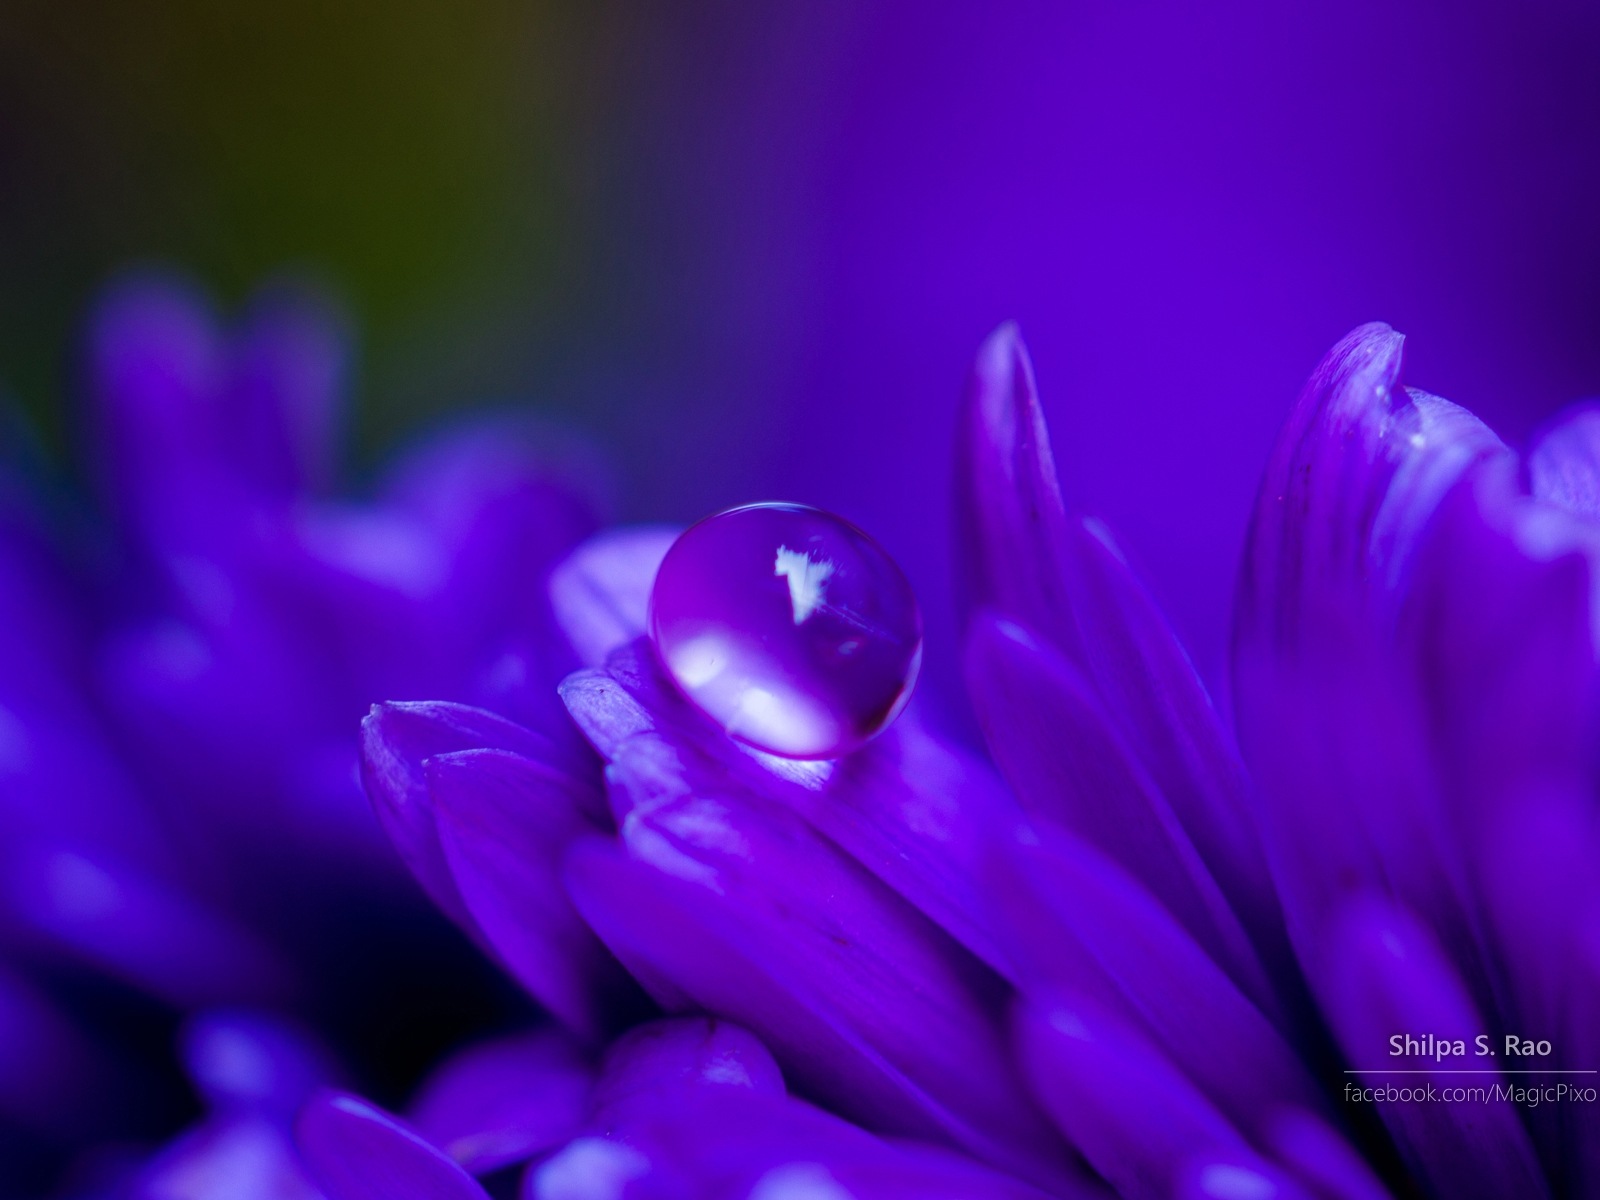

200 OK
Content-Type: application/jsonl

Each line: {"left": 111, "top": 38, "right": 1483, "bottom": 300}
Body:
{"left": 1231, "top": 327, "right": 1510, "bottom": 1009}
{"left": 589, "top": 1017, "right": 786, "bottom": 1130}
{"left": 181, "top": 1010, "right": 337, "bottom": 1119}
{"left": 1316, "top": 895, "right": 1548, "bottom": 1199}
{"left": 84, "top": 270, "right": 236, "bottom": 551}
{"left": 1527, "top": 401, "right": 1600, "bottom": 519}
{"left": 988, "top": 820, "right": 1322, "bottom": 1137}
{"left": 546, "top": 1081, "right": 1075, "bottom": 1200}
{"left": 427, "top": 748, "right": 635, "bottom": 1038}
{"left": 566, "top": 642, "right": 1016, "bottom": 975}
{"left": 1173, "top": 1158, "right": 1316, "bottom": 1200}
{"left": 1234, "top": 324, "right": 1506, "bottom": 653}
{"left": 359, "top": 700, "right": 597, "bottom": 926}
{"left": 1261, "top": 1111, "right": 1392, "bottom": 1200}
{"left": 563, "top": 816, "right": 1074, "bottom": 1189}
{"left": 1402, "top": 466, "right": 1596, "bottom": 825}
{"left": 227, "top": 280, "right": 350, "bottom": 498}
{"left": 1055, "top": 517, "right": 1288, "bottom": 983}
{"left": 2, "top": 841, "right": 290, "bottom": 1006}
{"left": 407, "top": 1029, "right": 592, "bottom": 1175}
{"left": 952, "top": 322, "right": 1082, "bottom": 660}
{"left": 965, "top": 614, "right": 1276, "bottom": 1016}
{"left": 133, "top": 1114, "right": 324, "bottom": 1200}
{"left": 1014, "top": 991, "right": 1261, "bottom": 1200}
{"left": 295, "top": 1091, "right": 490, "bottom": 1200}
{"left": 548, "top": 526, "right": 681, "bottom": 668}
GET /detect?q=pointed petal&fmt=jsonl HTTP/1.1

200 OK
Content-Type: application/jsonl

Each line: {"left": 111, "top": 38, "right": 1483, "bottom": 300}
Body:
{"left": 1014, "top": 992, "right": 1263, "bottom": 1200}
{"left": 1317, "top": 896, "right": 1548, "bottom": 1200}
{"left": 426, "top": 748, "right": 636, "bottom": 1038}
{"left": 965, "top": 614, "right": 1276, "bottom": 1015}
{"left": 1527, "top": 401, "right": 1600, "bottom": 519}
{"left": 1234, "top": 325, "right": 1505, "bottom": 655}
{"left": 358, "top": 700, "right": 595, "bottom": 925}
{"left": 989, "top": 821, "right": 1322, "bottom": 1138}
{"left": 548, "top": 526, "right": 680, "bottom": 668}
{"left": 951, "top": 322, "right": 1080, "bottom": 659}
{"left": 1231, "top": 328, "right": 1509, "bottom": 1009}
{"left": 295, "top": 1091, "right": 490, "bottom": 1200}
{"left": 407, "top": 1030, "right": 592, "bottom": 1175}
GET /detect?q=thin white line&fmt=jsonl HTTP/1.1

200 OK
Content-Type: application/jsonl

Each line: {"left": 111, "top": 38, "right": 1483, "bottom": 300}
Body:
{"left": 1344, "top": 1070, "right": 1597, "bottom": 1075}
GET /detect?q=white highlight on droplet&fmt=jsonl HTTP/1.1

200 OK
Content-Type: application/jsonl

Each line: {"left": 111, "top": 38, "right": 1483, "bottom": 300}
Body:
{"left": 774, "top": 545, "right": 835, "bottom": 624}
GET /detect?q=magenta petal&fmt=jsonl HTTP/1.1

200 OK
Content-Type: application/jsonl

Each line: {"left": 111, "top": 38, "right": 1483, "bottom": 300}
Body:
{"left": 1014, "top": 992, "right": 1259, "bottom": 1200}
{"left": 1527, "top": 401, "right": 1600, "bottom": 519}
{"left": 407, "top": 1030, "right": 592, "bottom": 1176}
{"left": 952, "top": 322, "right": 1081, "bottom": 660}
{"left": 426, "top": 748, "right": 634, "bottom": 1038}
{"left": 965, "top": 614, "right": 1275, "bottom": 1015}
{"left": 359, "top": 700, "right": 595, "bottom": 925}
{"left": 548, "top": 526, "right": 680, "bottom": 668}
{"left": 295, "top": 1091, "right": 491, "bottom": 1200}
{"left": 989, "top": 821, "right": 1321, "bottom": 1137}
{"left": 1317, "top": 896, "right": 1548, "bottom": 1199}
{"left": 563, "top": 818, "right": 1074, "bottom": 1189}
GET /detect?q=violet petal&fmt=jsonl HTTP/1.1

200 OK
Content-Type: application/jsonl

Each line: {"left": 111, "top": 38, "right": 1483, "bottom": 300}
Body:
{"left": 589, "top": 1017, "right": 786, "bottom": 1131}
{"left": 1261, "top": 1111, "right": 1392, "bottom": 1200}
{"left": 359, "top": 700, "right": 595, "bottom": 927}
{"left": 426, "top": 748, "right": 633, "bottom": 1038}
{"left": 988, "top": 820, "right": 1322, "bottom": 1137}
{"left": 295, "top": 1091, "right": 490, "bottom": 1200}
{"left": 1527, "top": 401, "right": 1600, "bottom": 520}
{"left": 952, "top": 322, "right": 1087, "bottom": 658}
{"left": 563, "top": 808, "right": 1074, "bottom": 1189}
{"left": 407, "top": 1029, "right": 592, "bottom": 1176}
{"left": 1014, "top": 991, "right": 1262, "bottom": 1200}
{"left": 965, "top": 613, "right": 1276, "bottom": 1015}
{"left": 133, "top": 1114, "right": 324, "bottom": 1200}
{"left": 1316, "top": 895, "right": 1548, "bottom": 1199}
{"left": 227, "top": 280, "right": 350, "bottom": 498}
{"left": 548, "top": 526, "right": 681, "bottom": 668}
{"left": 180, "top": 1010, "right": 337, "bottom": 1120}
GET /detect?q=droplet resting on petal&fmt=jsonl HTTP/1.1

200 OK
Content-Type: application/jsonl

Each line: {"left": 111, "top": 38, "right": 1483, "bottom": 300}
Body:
{"left": 648, "top": 503, "right": 923, "bottom": 759}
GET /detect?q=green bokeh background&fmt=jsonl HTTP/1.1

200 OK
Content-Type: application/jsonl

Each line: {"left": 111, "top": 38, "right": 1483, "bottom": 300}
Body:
{"left": 0, "top": 0, "right": 665, "bottom": 464}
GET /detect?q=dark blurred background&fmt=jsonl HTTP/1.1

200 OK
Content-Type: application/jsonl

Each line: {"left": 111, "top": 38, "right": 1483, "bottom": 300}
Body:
{"left": 3, "top": 0, "right": 1599, "bottom": 712}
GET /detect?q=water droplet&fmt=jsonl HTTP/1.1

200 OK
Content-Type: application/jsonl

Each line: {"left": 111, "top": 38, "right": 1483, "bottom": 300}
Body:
{"left": 649, "top": 503, "right": 923, "bottom": 759}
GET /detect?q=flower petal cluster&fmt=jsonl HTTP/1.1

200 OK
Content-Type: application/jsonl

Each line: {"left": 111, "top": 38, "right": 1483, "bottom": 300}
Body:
{"left": 305, "top": 320, "right": 1599, "bottom": 1197}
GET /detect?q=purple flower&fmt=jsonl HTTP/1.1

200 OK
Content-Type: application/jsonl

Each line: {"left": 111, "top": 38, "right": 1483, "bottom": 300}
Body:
{"left": 0, "top": 269, "right": 606, "bottom": 1189}
{"left": 287, "top": 320, "right": 1596, "bottom": 1198}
